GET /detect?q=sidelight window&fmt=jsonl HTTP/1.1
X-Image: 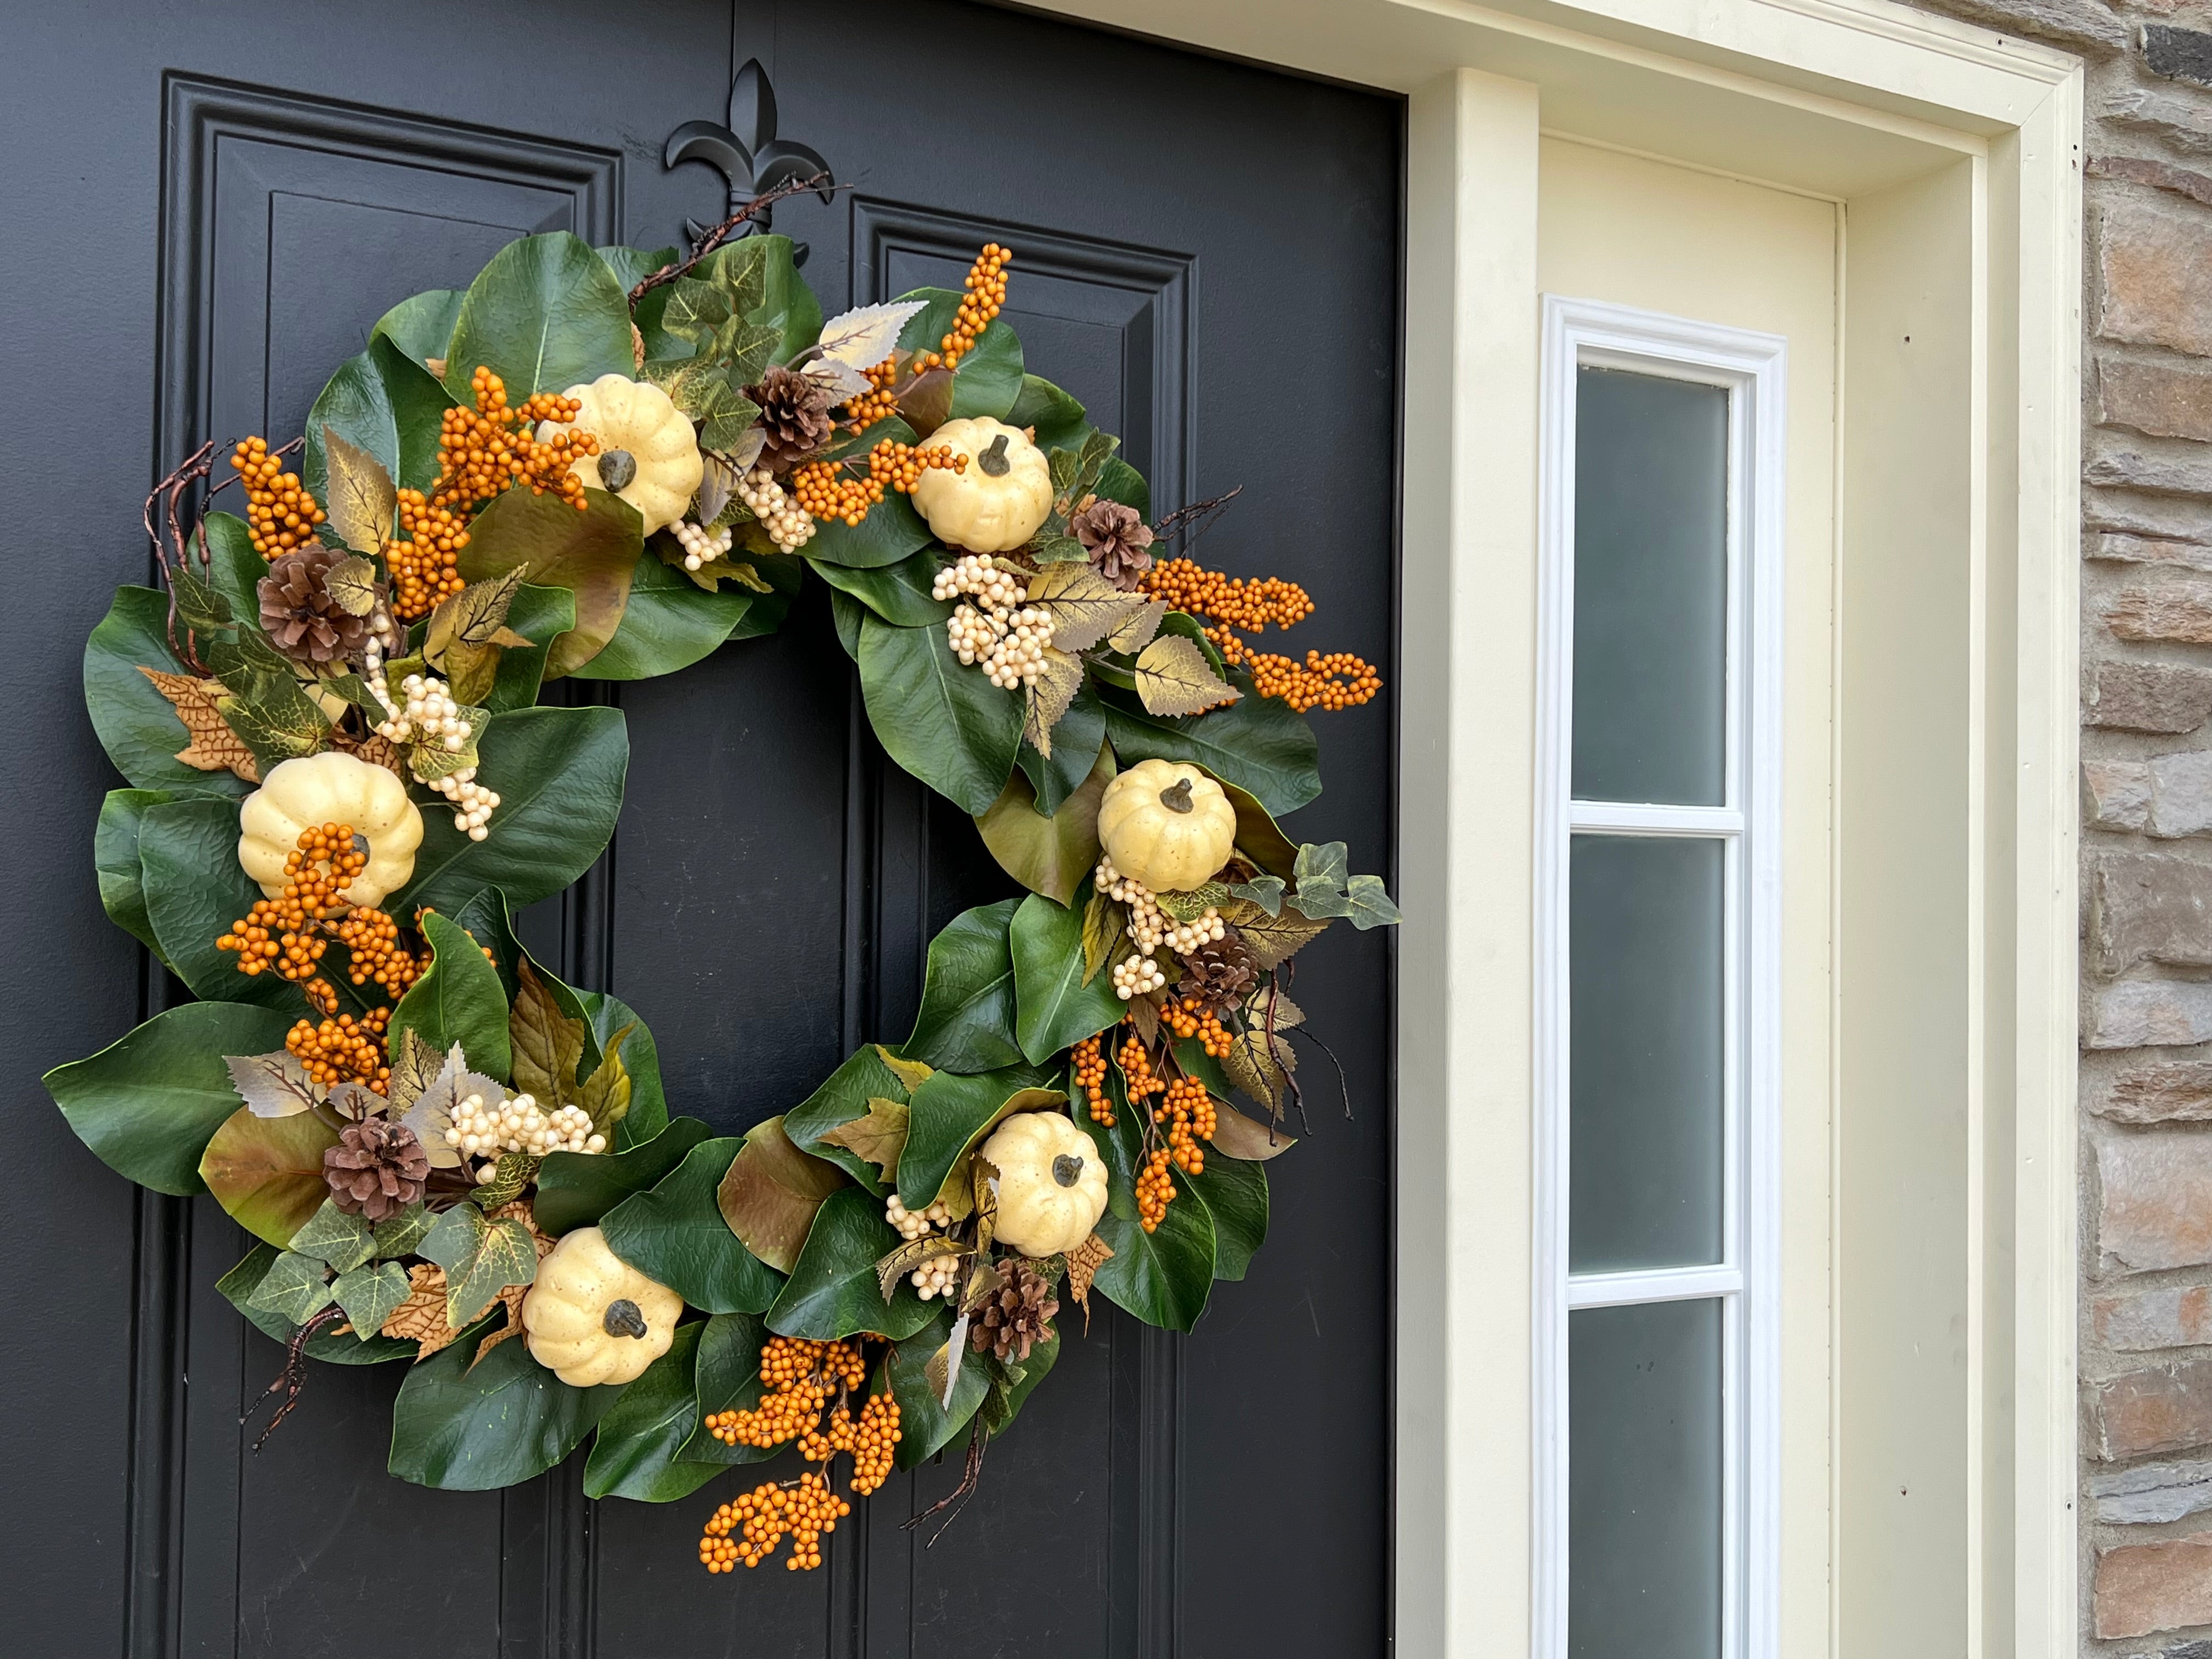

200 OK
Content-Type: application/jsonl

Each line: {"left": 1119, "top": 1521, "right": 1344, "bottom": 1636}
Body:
{"left": 1534, "top": 299, "right": 1786, "bottom": 1659}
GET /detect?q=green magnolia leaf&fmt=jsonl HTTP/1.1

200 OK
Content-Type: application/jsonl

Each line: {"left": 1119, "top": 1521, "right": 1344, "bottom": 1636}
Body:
{"left": 1016, "top": 680, "right": 1108, "bottom": 817}
{"left": 389, "top": 1318, "right": 619, "bottom": 1491}
{"left": 898, "top": 1073, "right": 1063, "bottom": 1212}
{"left": 978, "top": 746, "right": 1114, "bottom": 907}
{"left": 420, "top": 1204, "right": 540, "bottom": 1327}
{"left": 679, "top": 1310, "right": 778, "bottom": 1465}
{"left": 716, "top": 1115, "right": 851, "bottom": 1274}
{"left": 978, "top": 1327, "right": 1059, "bottom": 1436}
{"left": 484, "top": 583, "right": 575, "bottom": 712}
{"left": 331, "top": 1260, "right": 414, "bottom": 1338}
{"left": 723, "top": 552, "right": 804, "bottom": 642}
{"left": 858, "top": 613, "right": 1023, "bottom": 814}
{"left": 887, "top": 1307, "right": 991, "bottom": 1468}
{"left": 594, "top": 244, "right": 680, "bottom": 292}
{"left": 768, "top": 1187, "right": 936, "bottom": 1342}
{"left": 806, "top": 487, "right": 933, "bottom": 570}
{"left": 535, "top": 1116, "right": 715, "bottom": 1236}
{"left": 46, "top": 1002, "right": 294, "bottom": 1194}
{"left": 808, "top": 549, "right": 951, "bottom": 627}
{"left": 1102, "top": 680, "right": 1322, "bottom": 818}
{"left": 396, "top": 705, "right": 629, "bottom": 916}
{"left": 1006, "top": 374, "right": 1091, "bottom": 454}
{"left": 289, "top": 1200, "right": 377, "bottom": 1272}
{"left": 894, "top": 290, "right": 1023, "bottom": 421}
{"left": 583, "top": 1321, "right": 718, "bottom": 1502}
{"left": 244, "top": 1248, "right": 334, "bottom": 1324}
{"left": 198, "top": 513, "right": 268, "bottom": 622}
{"left": 1186, "top": 1153, "right": 1267, "bottom": 1281}
{"left": 390, "top": 911, "right": 513, "bottom": 1080}
{"left": 570, "top": 546, "right": 754, "bottom": 680}
{"left": 1093, "top": 456, "right": 1151, "bottom": 518}
{"left": 304, "top": 336, "right": 452, "bottom": 506}
{"left": 217, "top": 1244, "right": 416, "bottom": 1364}
{"left": 781, "top": 1045, "right": 921, "bottom": 1190}
{"left": 1075, "top": 1079, "right": 1215, "bottom": 1331}
{"left": 578, "top": 990, "right": 668, "bottom": 1149}
{"left": 601, "top": 1138, "right": 782, "bottom": 1315}
{"left": 901, "top": 898, "right": 1022, "bottom": 1072}
{"left": 1011, "top": 890, "right": 1123, "bottom": 1065}
{"left": 371, "top": 288, "right": 464, "bottom": 370}
{"left": 443, "top": 230, "right": 635, "bottom": 402}
{"left": 94, "top": 788, "right": 174, "bottom": 961}
{"left": 200, "top": 1106, "right": 341, "bottom": 1248}
{"left": 457, "top": 486, "right": 645, "bottom": 679}
{"left": 83, "top": 586, "right": 249, "bottom": 796}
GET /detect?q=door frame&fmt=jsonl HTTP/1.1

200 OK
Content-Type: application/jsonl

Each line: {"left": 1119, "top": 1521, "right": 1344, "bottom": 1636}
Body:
{"left": 1027, "top": 0, "right": 2084, "bottom": 1653}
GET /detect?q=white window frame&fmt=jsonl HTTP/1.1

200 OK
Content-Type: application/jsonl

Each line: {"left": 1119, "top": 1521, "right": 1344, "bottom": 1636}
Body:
{"left": 1532, "top": 296, "right": 1787, "bottom": 1659}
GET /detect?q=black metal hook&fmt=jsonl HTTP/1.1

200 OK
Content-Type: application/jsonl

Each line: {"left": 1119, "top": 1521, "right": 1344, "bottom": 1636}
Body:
{"left": 663, "top": 59, "right": 835, "bottom": 263}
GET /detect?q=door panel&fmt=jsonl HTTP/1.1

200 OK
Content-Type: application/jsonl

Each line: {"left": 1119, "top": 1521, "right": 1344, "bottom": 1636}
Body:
{"left": 2, "top": 5, "right": 1398, "bottom": 1654}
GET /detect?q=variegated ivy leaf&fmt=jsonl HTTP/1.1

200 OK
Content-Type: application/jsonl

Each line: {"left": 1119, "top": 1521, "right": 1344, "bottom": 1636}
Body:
{"left": 815, "top": 299, "right": 928, "bottom": 373}
{"left": 1293, "top": 841, "right": 1351, "bottom": 896}
{"left": 1132, "top": 635, "right": 1237, "bottom": 718}
{"left": 371, "top": 1202, "right": 434, "bottom": 1260}
{"left": 1155, "top": 882, "right": 1233, "bottom": 922}
{"left": 225, "top": 1050, "right": 321, "bottom": 1119}
{"left": 409, "top": 718, "right": 484, "bottom": 785}
{"left": 420, "top": 1204, "right": 539, "bottom": 1328}
{"left": 246, "top": 1249, "right": 336, "bottom": 1325}
{"left": 331, "top": 1261, "right": 411, "bottom": 1341}
{"left": 321, "top": 425, "right": 397, "bottom": 557}
{"left": 1344, "top": 873, "right": 1403, "bottom": 930}
{"left": 1028, "top": 563, "right": 1147, "bottom": 654}
{"left": 290, "top": 1201, "right": 379, "bottom": 1272}
{"left": 1022, "top": 647, "right": 1085, "bottom": 759}
{"left": 470, "top": 1152, "right": 539, "bottom": 1210}
{"left": 1227, "top": 875, "right": 1286, "bottom": 917}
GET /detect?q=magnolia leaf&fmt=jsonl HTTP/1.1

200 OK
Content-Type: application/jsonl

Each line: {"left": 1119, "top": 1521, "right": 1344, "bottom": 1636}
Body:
{"left": 1106, "top": 597, "right": 1166, "bottom": 655}
{"left": 1228, "top": 875, "right": 1286, "bottom": 917}
{"left": 578, "top": 1023, "right": 635, "bottom": 1134}
{"left": 1030, "top": 531, "right": 1088, "bottom": 566}
{"left": 331, "top": 1260, "right": 413, "bottom": 1341}
{"left": 1028, "top": 563, "right": 1147, "bottom": 653}
{"left": 321, "top": 426, "right": 398, "bottom": 556}
{"left": 875, "top": 1235, "right": 964, "bottom": 1304}
{"left": 456, "top": 487, "right": 644, "bottom": 679}
{"left": 815, "top": 298, "right": 927, "bottom": 371}
{"left": 1345, "top": 873, "right": 1403, "bottom": 929}
{"left": 200, "top": 1107, "right": 341, "bottom": 1247}
{"left": 510, "top": 961, "right": 586, "bottom": 1108}
{"left": 323, "top": 555, "right": 382, "bottom": 618}
{"left": 975, "top": 749, "right": 1113, "bottom": 910}
{"left": 139, "top": 668, "right": 258, "bottom": 781}
{"left": 1081, "top": 890, "right": 1126, "bottom": 986}
{"left": 1205, "top": 1103, "right": 1299, "bottom": 1162}
{"left": 717, "top": 1115, "right": 851, "bottom": 1276}
{"left": 1022, "top": 647, "right": 1084, "bottom": 759}
{"left": 225, "top": 1051, "right": 321, "bottom": 1119}
{"left": 1224, "top": 901, "right": 1329, "bottom": 970}
{"left": 1133, "top": 636, "right": 1237, "bottom": 718}
{"left": 246, "top": 1250, "right": 336, "bottom": 1325}
{"left": 819, "top": 1096, "right": 911, "bottom": 1185}
{"left": 1064, "top": 1232, "right": 1113, "bottom": 1332}
{"left": 289, "top": 1201, "right": 378, "bottom": 1273}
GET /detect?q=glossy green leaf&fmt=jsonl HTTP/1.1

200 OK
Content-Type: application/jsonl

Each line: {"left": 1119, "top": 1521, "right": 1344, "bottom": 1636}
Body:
{"left": 94, "top": 788, "right": 175, "bottom": 961}
{"left": 217, "top": 1244, "right": 415, "bottom": 1363}
{"left": 1011, "top": 890, "right": 1123, "bottom": 1065}
{"left": 484, "top": 583, "right": 576, "bottom": 712}
{"left": 594, "top": 244, "right": 679, "bottom": 292}
{"left": 577, "top": 990, "right": 667, "bottom": 1148}
{"left": 200, "top": 1105, "right": 341, "bottom": 1248}
{"left": 808, "top": 548, "right": 951, "bottom": 626}
{"left": 806, "top": 486, "right": 933, "bottom": 570}
{"left": 1187, "top": 1153, "right": 1267, "bottom": 1281}
{"left": 897, "top": 1072, "right": 1063, "bottom": 1211}
{"left": 723, "top": 553, "right": 803, "bottom": 641}
{"left": 83, "top": 586, "right": 248, "bottom": 796}
{"left": 894, "top": 290, "right": 1023, "bottom": 421}
{"left": 457, "top": 486, "right": 644, "bottom": 679}
{"left": 1093, "top": 456, "right": 1151, "bottom": 518}
{"left": 978, "top": 746, "right": 1113, "bottom": 907}
{"left": 443, "top": 230, "right": 635, "bottom": 403}
{"left": 1016, "top": 679, "right": 1108, "bottom": 817}
{"left": 569, "top": 547, "right": 753, "bottom": 680}
{"left": 978, "top": 1327, "right": 1059, "bottom": 1436}
{"left": 679, "top": 1310, "right": 779, "bottom": 1465}
{"left": 304, "top": 333, "right": 454, "bottom": 504}
{"left": 199, "top": 513, "right": 269, "bottom": 622}
{"left": 887, "top": 1307, "right": 990, "bottom": 1468}
{"left": 782, "top": 1045, "right": 919, "bottom": 1190}
{"left": 584, "top": 1322, "right": 718, "bottom": 1501}
{"left": 767, "top": 1186, "right": 936, "bottom": 1342}
{"left": 391, "top": 910, "right": 512, "bottom": 1079}
{"left": 1075, "top": 1080, "right": 1215, "bottom": 1331}
{"left": 388, "top": 1317, "right": 619, "bottom": 1491}
{"left": 396, "top": 704, "right": 629, "bottom": 916}
{"left": 901, "top": 899, "right": 1022, "bottom": 1072}
{"left": 1006, "top": 375, "right": 1091, "bottom": 454}
{"left": 45, "top": 1002, "right": 293, "bottom": 1194}
{"left": 601, "top": 1138, "right": 782, "bottom": 1314}
{"left": 1101, "top": 680, "right": 1322, "bottom": 818}
{"left": 535, "top": 1116, "right": 714, "bottom": 1236}
{"left": 371, "top": 288, "right": 464, "bottom": 369}
{"left": 1218, "top": 775, "right": 1301, "bottom": 878}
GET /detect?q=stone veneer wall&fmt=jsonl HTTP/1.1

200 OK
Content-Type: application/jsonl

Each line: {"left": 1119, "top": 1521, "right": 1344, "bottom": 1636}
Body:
{"left": 1893, "top": 1, "right": 2212, "bottom": 1647}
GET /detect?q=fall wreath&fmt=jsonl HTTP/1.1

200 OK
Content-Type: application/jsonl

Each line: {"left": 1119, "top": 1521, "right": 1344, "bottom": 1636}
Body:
{"left": 48, "top": 195, "right": 1395, "bottom": 1570}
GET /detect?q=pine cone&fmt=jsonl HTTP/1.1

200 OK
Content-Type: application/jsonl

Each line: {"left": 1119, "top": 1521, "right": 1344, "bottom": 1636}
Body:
{"left": 1183, "top": 933, "right": 1258, "bottom": 1015}
{"left": 968, "top": 1258, "right": 1059, "bottom": 1364}
{"left": 259, "top": 542, "right": 371, "bottom": 665}
{"left": 1074, "top": 498, "right": 1155, "bottom": 590}
{"left": 323, "top": 1116, "right": 431, "bottom": 1222}
{"left": 745, "top": 365, "right": 836, "bottom": 469}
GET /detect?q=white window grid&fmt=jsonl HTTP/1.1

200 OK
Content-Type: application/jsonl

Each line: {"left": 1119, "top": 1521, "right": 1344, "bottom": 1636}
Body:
{"left": 1532, "top": 296, "right": 1787, "bottom": 1659}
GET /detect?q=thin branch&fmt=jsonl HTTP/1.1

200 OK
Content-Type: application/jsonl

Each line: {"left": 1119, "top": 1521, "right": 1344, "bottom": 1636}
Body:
{"left": 628, "top": 173, "right": 845, "bottom": 307}
{"left": 1150, "top": 484, "right": 1243, "bottom": 556}
{"left": 244, "top": 1302, "right": 346, "bottom": 1448}
{"left": 902, "top": 1423, "right": 989, "bottom": 1547}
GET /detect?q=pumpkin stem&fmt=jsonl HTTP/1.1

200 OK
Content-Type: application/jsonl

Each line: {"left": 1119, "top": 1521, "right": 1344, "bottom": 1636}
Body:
{"left": 597, "top": 449, "right": 637, "bottom": 493}
{"left": 978, "top": 433, "right": 1012, "bottom": 477}
{"left": 1052, "top": 1153, "right": 1084, "bottom": 1188}
{"left": 602, "top": 1297, "right": 649, "bottom": 1339}
{"left": 1158, "top": 778, "right": 1194, "bottom": 814}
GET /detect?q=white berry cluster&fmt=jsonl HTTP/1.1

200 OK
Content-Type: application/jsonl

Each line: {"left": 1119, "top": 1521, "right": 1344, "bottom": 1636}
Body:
{"left": 1111, "top": 952, "right": 1167, "bottom": 999}
{"left": 932, "top": 553, "right": 1025, "bottom": 611}
{"left": 738, "top": 466, "right": 816, "bottom": 552}
{"left": 376, "top": 673, "right": 472, "bottom": 751}
{"left": 935, "top": 554, "right": 1056, "bottom": 690}
{"left": 885, "top": 1194, "right": 951, "bottom": 1240}
{"left": 427, "top": 769, "right": 500, "bottom": 841}
{"left": 673, "top": 518, "right": 733, "bottom": 571}
{"left": 1097, "top": 856, "right": 1223, "bottom": 957}
{"left": 445, "top": 1090, "right": 606, "bottom": 1180}
{"left": 910, "top": 1254, "right": 961, "bottom": 1300}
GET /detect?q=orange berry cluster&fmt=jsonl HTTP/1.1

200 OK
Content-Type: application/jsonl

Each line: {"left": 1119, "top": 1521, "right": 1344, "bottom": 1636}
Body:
{"left": 334, "top": 905, "right": 423, "bottom": 1000}
{"left": 839, "top": 357, "right": 902, "bottom": 435}
{"left": 799, "top": 1389, "right": 902, "bottom": 1496}
{"left": 1246, "top": 648, "right": 1384, "bottom": 713}
{"left": 1154, "top": 1075, "right": 1216, "bottom": 1178}
{"left": 385, "top": 490, "right": 471, "bottom": 620}
{"left": 1073, "top": 1032, "right": 1112, "bottom": 1126}
{"left": 1117, "top": 1030, "right": 1168, "bottom": 1112}
{"left": 703, "top": 1336, "right": 867, "bottom": 1451}
{"left": 217, "top": 823, "right": 365, "bottom": 988}
{"left": 229, "top": 437, "right": 327, "bottom": 559}
{"left": 790, "top": 441, "right": 962, "bottom": 529}
{"left": 1163, "top": 996, "right": 1233, "bottom": 1058}
{"left": 286, "top": 1006, "right": 392, "bottom": 1093}
{"left": 1136, "top": 1141, "right": 1177, "bottom": 1232}
{"left": 872, "top": 440, "right": 965, "bottom": 493}
{"left": 698, "top": 1473, "right": 850, "bottom": 1572}
{"left": 1138, "top": 557, "right": 1381, "bottom": 712}
{"left": 907, "top": 245, "right": 1012, "bottom": 377}
{"left": 433, "top": 368, "right": 596, "bottom": 518}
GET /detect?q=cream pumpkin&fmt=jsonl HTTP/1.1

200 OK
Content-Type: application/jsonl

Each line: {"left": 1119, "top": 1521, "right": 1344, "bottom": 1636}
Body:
{"left": 544, "top": 374, "right": 703, "bottom": 535}
{"left": 907, "top": 416, "right": 1052, "bottom": 552}
{"left": 982, "top": 1111, "right": 1110, "bottom": 1259}
{"left": 1096, "top": 759, "right": 1237, "bottom": 893}
{"left": 237, "top": 751, "right": 424, "bottom": 908}
{"left": 520, "top": 1226, "right": 684, "bottom": 1386}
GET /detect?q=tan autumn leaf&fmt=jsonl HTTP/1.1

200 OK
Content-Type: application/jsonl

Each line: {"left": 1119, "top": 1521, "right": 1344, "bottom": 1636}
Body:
{"left": 1223, "top": 902, "right": 1329, "bottom": 970}
{"left": 1221, "top": 1024, "right": 1296, "bottom": 1113}
{"left": 139, "top": 667, "right": 258, "bottom": 781}
{"left": 1064, "top": 1232, "right": 1113, "bottom": 1333}
{"left": 322, "top": 555, "right": 381, "bottom": 617}
{"left": 331, "top": 729, "right": 409, "bottom": 782}
{"left": 819, "top": 1096, "right": 910, "bottom": 1184}
{"left": 321, "top": 425, "right": 397, "bottom": 555}
{"left": 1027, "top": 562, "right": 1147, "bottom": 653}
{"left": 1105, "top": 596, "right": 1166, "bottom": 655}
{"left": 875, "top": 1046, "right": 935, "bottom": 1095}
{"left": 1133, "top": 635, "right": 1238, "bottom": 718}
{"left": 1022, "top": 646, "right": 1084, "bottom": 759}
{"left": 381, "top": 1263, "right": 464, "bottom": 1359}
{"left": 1205, "top": 1104, "right": 1299, "bottom": 1161}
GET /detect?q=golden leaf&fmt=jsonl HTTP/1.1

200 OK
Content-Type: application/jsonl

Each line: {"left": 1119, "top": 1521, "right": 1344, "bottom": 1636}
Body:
{"left": 139, "top": 667, "right": 258, "bottom": 781}
{"left": 1132, "top": 635, "right": 1238, "bottom": 718}
{"left": 380, "top": 1263, "right": 463, "bottom": 1359}
{"left": 1027, "top": 563, "right": 1147, "bottom": 653}
{"left": 1064, "top": 1232, "right": 1114, "bottom": 1333}
{"left": 331, "top": 729, "right": 409, "bottom": 782}
{"left": 819, "top": 1096, "right": 910, "bottom": 1184}
{"left": 1022, "top": 646, "right": 1084, "bottom": 759}
{"left": 321, "top": 425, "right": 398, "bottom": 556}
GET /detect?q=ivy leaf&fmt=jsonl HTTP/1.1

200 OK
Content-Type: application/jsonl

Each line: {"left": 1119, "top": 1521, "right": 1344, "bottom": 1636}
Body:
{"left": 288, "top": 1200, "right": 377, "bottom": 1272}
{"left": 1155, "top": 882, "right": 1233, "bottom": 923}
{"left": 901, "top": 899, "right": 1022, "bottom": 1072}
{"left": 510, "top": 959, "right": 587, "bottom": 1108}
{"left": 1133, "top": 635, "right": 1237, "bottom": 718}
{"left": 1029, "top": 531, "right": 1088, "bottom": 566}
{"left": 420, "top": 1205, "right": 540, "bottom": 1328}
{"left": 331, "top": 1260, "right": 413, "bottom": 1339}
{"left": 815, "top": 298, "right": 927, "bottom": 371}
{"left": 1344, "top": 873, "right": 1403, "bottom": 929}
{"left": 320, "top": 425, "right": 398, "bottom": 555}
{"left": 714, "top": 1116, "right": 850, "bottom": 1276}
{"left": 224, "top": 1051, "right": 321, "bottom": 1119}
{"left": 215, "top": 681, "right": 330, "bottom": 772}
{"left": 1293, "top": 840, "right": 1350, "bottom": 897}
{"left": 817, "top": 1097, "right": 911, "bottom": 1188}
{"left": 1027, "top": 563, "right": 1147, "bottom": 654}
{"left": 246, "top": 1249, "right": 335, "bottom": 1325}
{"left": 1227, "top": 876, "right": 1286, "bottom": 917}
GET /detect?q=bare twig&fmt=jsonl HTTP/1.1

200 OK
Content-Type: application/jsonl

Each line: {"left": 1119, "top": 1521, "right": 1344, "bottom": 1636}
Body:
{"left": 1150, "top": 484, "right": 1243, "bottom": 556}
{"left": 143, "top": 435, "right": 300, "bottom": 672}
{"left": 903, "top": 1423, "right": 990, "bottom": 1547}
{"left": 627, "top": 173, "right": 845, "bottom": 308}
{"left": 244, "top": 1302, "right": 346, "bottom": 1448}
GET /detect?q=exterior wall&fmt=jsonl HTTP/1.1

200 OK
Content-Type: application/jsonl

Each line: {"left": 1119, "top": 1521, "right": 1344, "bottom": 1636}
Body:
{"left": 1892, "top": 0, "right": 2212, "bottom": 1647}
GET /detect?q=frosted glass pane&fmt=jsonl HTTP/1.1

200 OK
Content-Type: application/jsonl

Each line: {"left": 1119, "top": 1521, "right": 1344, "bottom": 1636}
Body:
{"left": 1569, "top": 1298, "right": 1724, "bottom": 1659}
{"left": 1572, "top": 366, "right": 1728, "bottom": 806}
{"left": 1569, "top": 834, "right": 1724, "bottom": 1271}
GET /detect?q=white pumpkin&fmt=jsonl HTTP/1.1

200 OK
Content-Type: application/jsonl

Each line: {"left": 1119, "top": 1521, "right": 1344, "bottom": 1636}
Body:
{"left": 907, "top": 417, "right": 1053, "bottom": 552}
{"left": 237, "top": 751, "right": 423, "bottom": 908}
{"left": 520, "top": 1226, "right": 684, "bottom": 1386}
{"left": 983, "top": 1111, "right": 1110, "bottom": 1259}
{"left": 1096, "top": 758, "right": 1237, "bottom": 893}
{"left": 543, "top": 374, "right": 703, "bottom": 535}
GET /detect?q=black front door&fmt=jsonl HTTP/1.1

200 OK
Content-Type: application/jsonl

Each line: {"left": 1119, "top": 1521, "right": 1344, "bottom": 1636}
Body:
{"left": 4, "top": 5, "right": 1401, "bottom": 1653}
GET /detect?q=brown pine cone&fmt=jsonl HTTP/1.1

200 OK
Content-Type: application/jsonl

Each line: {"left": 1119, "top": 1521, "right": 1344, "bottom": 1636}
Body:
{"left": 745, "top": 364, "right": 836, "bottom": 468}
{"left": 259, "top": 542, "right": 371, "bottom": 665}
{"left": 1183, "top": 933, "right": 1258, "bottom": 1015}
{"left": 323, "top": 1116, "right": 431, "bottom": 1222}
{"left": 969, "top": 1258, "right": 1059, "bottom": 1364}
{"left": 1073, "top": 498, "right": 1155, "bottom": 590}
